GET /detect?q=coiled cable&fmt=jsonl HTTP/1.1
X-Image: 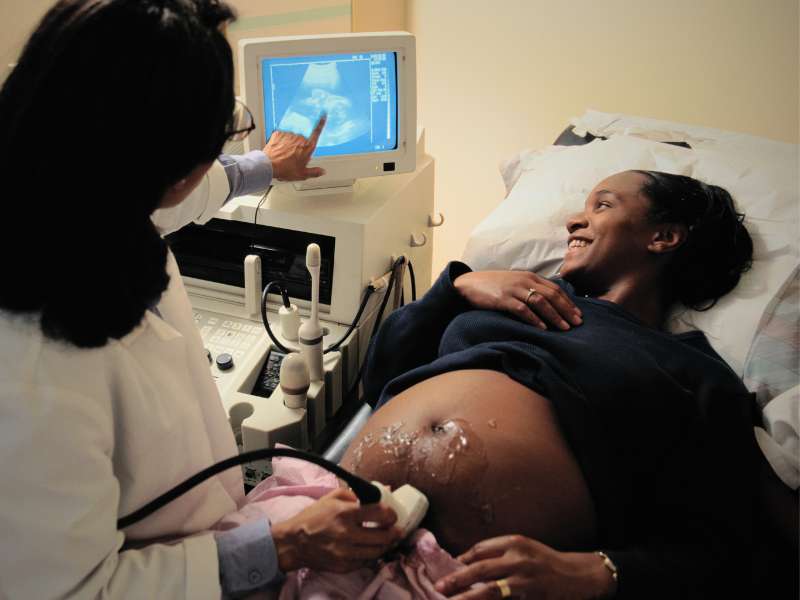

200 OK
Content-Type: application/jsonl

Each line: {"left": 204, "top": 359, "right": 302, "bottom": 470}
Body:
{"left": 117, "top": 447, "right": 381, "bottom": 529}
{"left": 260, "top": 281, "right": 377, "bottom": 355}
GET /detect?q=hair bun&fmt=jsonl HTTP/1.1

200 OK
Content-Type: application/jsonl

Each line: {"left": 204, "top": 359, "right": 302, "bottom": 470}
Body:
{"left": 636, "top": 171, "right": 753, "bottom": 311}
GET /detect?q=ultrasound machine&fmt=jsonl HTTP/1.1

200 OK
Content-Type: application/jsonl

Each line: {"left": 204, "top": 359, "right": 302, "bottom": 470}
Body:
{"left": 166, "top": 32, "right": 437, "bottom": 486}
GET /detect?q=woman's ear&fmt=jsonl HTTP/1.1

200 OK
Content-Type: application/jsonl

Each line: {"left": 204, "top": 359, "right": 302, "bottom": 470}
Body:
{"left": 648, "top": 223, "right": 688, "bottom": 255}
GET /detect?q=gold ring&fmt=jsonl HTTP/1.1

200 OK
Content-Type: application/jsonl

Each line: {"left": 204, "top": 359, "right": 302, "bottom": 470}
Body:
{"left": 495, "top": 578, "right": 512, "bottom": 598}
{"left": 524, "top": 287, "right": 537, "bottom": 305}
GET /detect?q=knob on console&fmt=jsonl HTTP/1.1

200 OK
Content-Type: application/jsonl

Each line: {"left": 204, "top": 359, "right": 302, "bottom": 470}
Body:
{"left": 216, "top": 353, "right": 234, "bottom": 371}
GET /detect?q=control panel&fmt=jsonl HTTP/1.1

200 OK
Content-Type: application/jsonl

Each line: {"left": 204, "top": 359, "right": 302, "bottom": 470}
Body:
{"left": 196, "top": 312, "right": 260, "bottom": 362}
{"left": 194, "top": 308, "right": 358, "bottom": 487}
{"left": 169, "top": 220, "right": 336, "bottom": 306}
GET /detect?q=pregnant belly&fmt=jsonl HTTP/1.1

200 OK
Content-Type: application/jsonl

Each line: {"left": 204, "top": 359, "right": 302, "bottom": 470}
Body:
{"left": 341, "top": 370, "right": 597, "bottom": 555}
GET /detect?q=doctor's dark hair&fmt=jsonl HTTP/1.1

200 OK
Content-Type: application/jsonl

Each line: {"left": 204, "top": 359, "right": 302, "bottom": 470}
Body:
{"left": 633, "top": 170, "right": 753, "bottom": 311}
{"left": 0, "top": 0, "right": 236, "bottom": 347}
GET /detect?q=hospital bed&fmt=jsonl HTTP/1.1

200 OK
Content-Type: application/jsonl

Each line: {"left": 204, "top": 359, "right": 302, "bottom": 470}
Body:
{"left": 322, "top": 110, "right": 799, "bottom": 593}
{"left": 327, "top": 109, "right": 799, "bottom": 458}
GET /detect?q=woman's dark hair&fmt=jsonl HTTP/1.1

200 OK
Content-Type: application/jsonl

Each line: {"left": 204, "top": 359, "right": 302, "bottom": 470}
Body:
{"left": 0, "top": 0, "right": 236, "bottom": 347}
{"left": 633, "top": 170, "right": 754, "bottom": 311}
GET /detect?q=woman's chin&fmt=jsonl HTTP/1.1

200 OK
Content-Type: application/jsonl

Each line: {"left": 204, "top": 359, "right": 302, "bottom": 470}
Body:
{"left": 558, "top": 261, "right": 578, "bottom": 280}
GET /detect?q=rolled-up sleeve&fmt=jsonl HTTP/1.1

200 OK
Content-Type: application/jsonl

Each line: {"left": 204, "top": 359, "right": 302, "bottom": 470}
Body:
{"left": 218, "top": 151, "right": 273, "bottom": 200}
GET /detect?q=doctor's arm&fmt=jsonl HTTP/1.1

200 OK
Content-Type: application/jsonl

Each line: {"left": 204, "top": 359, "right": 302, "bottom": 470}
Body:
{"left": 215, "top": 489, "right": 400, "bottom": 596}
{"left": 0, "top": 385, "right": 399, "bottom": 599}
{"left": 150, "top": 151, "right": 269, "bottom": 236}
{"left": 151, "top": 116, "right": 327, "bottom": 236}
{"left": 0, "top": 385, "right": 223, "bottom": 599}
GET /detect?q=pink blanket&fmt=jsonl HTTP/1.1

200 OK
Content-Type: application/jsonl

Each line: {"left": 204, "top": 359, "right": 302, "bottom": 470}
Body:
{"left": 214, "top": 452, "right": 464, "bottom": 599}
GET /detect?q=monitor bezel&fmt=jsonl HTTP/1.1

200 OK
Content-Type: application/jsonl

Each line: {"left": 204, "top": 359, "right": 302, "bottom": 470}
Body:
{"left": 239, "top": 32, "right": 416, "bottom": 188}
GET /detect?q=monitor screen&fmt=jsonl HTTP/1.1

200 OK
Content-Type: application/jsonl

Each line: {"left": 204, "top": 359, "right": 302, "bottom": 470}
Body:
{"left": 260, "top": 51, "right": 398, "bottom": 157}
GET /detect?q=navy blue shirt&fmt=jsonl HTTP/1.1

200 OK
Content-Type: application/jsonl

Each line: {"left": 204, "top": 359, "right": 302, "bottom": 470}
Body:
{"left": 364, "top": 262, "right": 757, "bottom": 600}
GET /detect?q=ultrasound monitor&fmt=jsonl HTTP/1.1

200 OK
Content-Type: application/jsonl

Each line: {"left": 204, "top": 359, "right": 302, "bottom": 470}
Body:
{"left": 239, "top": 32, "right": 416, "bottom": 191}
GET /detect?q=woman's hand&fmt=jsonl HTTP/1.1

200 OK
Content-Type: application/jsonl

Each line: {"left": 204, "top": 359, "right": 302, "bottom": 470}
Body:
{"left": 270, "top": 488, "right": 402, "bottom": 573}
{"left": 264, "top": 114, "right": 327, "bottom": 181}
{"left": 453, "top": 271, "right": 582, "bottom": 330}
{"left": 435, "top": 535, "right": 617, "bottom": 600}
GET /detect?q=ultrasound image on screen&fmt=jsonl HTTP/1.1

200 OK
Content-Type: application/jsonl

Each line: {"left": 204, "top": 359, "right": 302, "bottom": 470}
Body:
{"left": 261, "top": 52, "right": 398, "bottom": 157}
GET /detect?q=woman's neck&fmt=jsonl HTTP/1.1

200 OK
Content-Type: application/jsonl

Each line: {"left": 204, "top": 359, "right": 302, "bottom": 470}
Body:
{"left": 592, "top": 274, "right": 669, "bottom": 329}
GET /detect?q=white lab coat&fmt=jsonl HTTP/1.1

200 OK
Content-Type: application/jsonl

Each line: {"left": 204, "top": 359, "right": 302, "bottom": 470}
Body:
{"left": 0, "top": 162, "right": 243, "bottom": 599}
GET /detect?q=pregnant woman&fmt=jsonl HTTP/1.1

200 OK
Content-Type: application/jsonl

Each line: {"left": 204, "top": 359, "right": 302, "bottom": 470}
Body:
{"left": 341, "top": 170, "right": 758, "bottom": 599}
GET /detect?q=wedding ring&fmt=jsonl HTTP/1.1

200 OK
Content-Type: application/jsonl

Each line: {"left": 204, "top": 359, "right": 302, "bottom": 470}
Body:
{"left": 525, "top": 287, "right": 537, "bottom": 305}
{"left": 495, "top": 578, "right": 512, "bottom": 598}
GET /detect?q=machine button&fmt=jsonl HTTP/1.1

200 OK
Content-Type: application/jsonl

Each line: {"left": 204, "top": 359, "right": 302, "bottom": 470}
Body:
{"left": 216, "top": 353, "right": 234, "bottom": 371}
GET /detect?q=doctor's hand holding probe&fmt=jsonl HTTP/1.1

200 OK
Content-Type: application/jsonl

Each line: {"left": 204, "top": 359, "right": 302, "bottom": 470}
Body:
{"left": 0, "top": 1, "right": 400, "bottom": 599}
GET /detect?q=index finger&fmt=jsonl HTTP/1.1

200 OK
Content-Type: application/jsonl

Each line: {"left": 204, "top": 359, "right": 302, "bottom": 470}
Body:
{"left": 305, "top": 113, "right": 327, "bottom": 151}
{"left": 457, "top": 535, "right": 516, "bottom": 564}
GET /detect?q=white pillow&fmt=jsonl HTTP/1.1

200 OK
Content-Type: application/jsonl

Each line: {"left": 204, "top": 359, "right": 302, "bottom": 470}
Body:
{"left": 744, "top": 268, "right": 799, "bottom": 408}
{"left": 754, "top": 384, "right": 799, "bottom": 490}
{"left": 569, "top": 109, "right": 793, "bottom": 156}
{"left": 461, "top": 134, "right": 799, "bottom": 376}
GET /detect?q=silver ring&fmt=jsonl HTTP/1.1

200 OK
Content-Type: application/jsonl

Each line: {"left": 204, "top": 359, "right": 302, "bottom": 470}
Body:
{"left": 525, "top": 287, "right": 537, "bottom": 305}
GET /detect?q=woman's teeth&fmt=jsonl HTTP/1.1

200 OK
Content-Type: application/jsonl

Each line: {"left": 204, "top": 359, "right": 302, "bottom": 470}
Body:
{"left": 569, "top": 239, "right": 590, "bottom": 249}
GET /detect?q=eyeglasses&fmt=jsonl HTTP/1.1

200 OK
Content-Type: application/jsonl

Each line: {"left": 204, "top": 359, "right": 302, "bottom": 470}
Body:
{"left": 226, "top": 98, "right": 256, "bottom": 142}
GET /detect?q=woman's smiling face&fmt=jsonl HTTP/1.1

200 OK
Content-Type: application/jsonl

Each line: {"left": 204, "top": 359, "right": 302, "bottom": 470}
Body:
{"left": 559, "top": 171, "right": 661, "bottom": 293}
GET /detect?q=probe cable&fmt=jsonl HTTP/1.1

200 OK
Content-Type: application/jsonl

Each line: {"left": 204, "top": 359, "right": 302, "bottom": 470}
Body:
{"left": 252, "top": 185, "right": 378, "bottom": 354}
{"left": 408, "top": 260, "right": 416, "bottom": 302}
{"left": 369, "top": 257, "right": 405, "bottom": 346}
{"left": 325, "top": 285, "right": 375, "bottom": 354}
{"left": 253, "top": 186, "right": 271, "bottom": 228}
{"left": 254, "top": 255, "right": 404, "bottom": 446}
{"left": 399, "top": 261, "right": 417, "bottom": 307}
{"left": 340, "top": 255, "right": 405, "bottom": 405}
{"left": 121, "top": 257, "right": 411, "bottom": 530}
{"left": 117, "top": 447, "right": 381, "bottom": 530}
{"left": 259, "top": 255, "right": 408, "bottom": 356}
{"left": 260, "top": 280, "right": 297, "bottom": 355}
{"left": 260, "top": 280, "right": 376, "bottom": 355}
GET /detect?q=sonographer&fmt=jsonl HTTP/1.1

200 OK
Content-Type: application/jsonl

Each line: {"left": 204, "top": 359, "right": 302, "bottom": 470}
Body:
{"left": 0, "top": 1, "right": 400, "bottom": 598}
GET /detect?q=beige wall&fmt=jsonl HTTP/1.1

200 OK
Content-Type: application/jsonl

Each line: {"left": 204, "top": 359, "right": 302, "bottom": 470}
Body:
{"left": 0, "top": 0, "right": 54, "bottom": 82}
{"left": 0, "top": 0, "right": 402, "bottom": 92}
{"left": 225, "top": 0, "right": 351, "bottom": 94}
{"left": 0, "top": 1, "right": 353, "bottom": 86}
{"left": 5, "top": 1, "right": 796, "bottom": 279}
{"left": 407, "top": 0, "right": 800, "bottom": 275}
{"left": 352, "top": 0, "right": 406, "bottom": 31}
